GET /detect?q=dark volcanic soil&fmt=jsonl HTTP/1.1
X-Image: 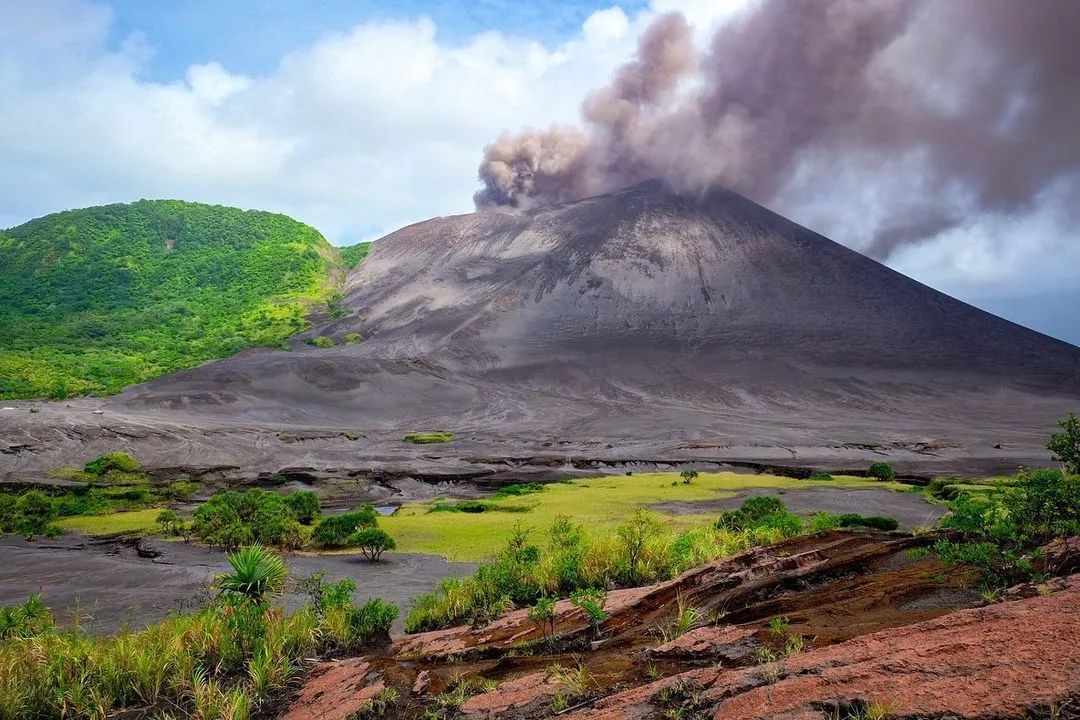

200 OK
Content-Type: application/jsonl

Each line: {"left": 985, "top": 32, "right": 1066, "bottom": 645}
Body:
{"left": 2, "top": 181, "right": 1078, "bottom": 482}
{"left": 0, "top": 536, "right": 474, "bottom": 634}
{"left": 651, "top": 486, "right": 946, "bottom": 530}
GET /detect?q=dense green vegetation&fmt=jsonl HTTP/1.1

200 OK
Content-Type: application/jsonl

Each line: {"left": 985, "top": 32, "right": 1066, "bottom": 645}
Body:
{"left": 190, "top": 489, "right": 319, "bottom": 550}
{"left": 0, "top": 200, "right": 340, "bottom": 399}
{"left": 1047, "top": 411, "right": 1080, "bottom": 473}
{"left": 0, "top": 453, "right": 187, "bottom": 539}
{"left": 405, "top": 501, "right": 805, "bottom": 633}
{"left": 338, "top": 240, "right": 373, "bottom": 269}
{"left": 0, "top": 550, "right": 397, "bottom": 720}
{"left": 932, "top": 467, "right": 1080, "bottom": 589}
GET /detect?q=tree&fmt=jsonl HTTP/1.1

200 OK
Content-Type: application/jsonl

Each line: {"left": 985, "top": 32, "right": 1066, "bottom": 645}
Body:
{"left": 1046, "top": 412, "right": 1080, "bottom": 474}
{"left": 680, "top": 469, "right": 698, "bottom": 484}
{"left": 527, "top": 596, "right": 558, "bottom": 640}
{"left": 15, "top": 491, "right": 57, "bottom": 540}
{"left": 156, "top": 508, "right": 184, "bottom": 536}
{"left": 350, "top": 527, "right": 396, "bottom": 562}
{"left": 868, "top": 461, "right": 896, "bottom": 481}
{"left": 616, "top": 509, "right": 664, "bottom": 581}
{"left": 216, "top": 544, "right": 287, "bottom": 602}
{"left": 312, "top": 506, "right": 378, "bottom": 548}
{"left": 284, "top": 491, "right": 320, "bottom": 525}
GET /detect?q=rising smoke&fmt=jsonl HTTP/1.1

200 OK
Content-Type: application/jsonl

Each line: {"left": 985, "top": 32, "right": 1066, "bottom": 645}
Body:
{"left": 475, "top": 0, "right": 1080, "bottom": 258}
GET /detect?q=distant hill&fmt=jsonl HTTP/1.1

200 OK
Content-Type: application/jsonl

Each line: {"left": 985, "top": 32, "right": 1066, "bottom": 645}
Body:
{"left": 338, "top": 241, "right": 372, "bottom": 269}
{"left": 0, "top": 200, "right": 341, "bottom": 399}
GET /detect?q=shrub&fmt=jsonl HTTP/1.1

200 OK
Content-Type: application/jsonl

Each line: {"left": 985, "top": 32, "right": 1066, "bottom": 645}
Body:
{"left": 284, "top": 490, "right": 321, "bottom": 524}
{"left": 305, "top": 335, "right": 334, "bottom": 348}
{"left": 83, "top": 451, "right": 140, "bottom": 475}
{"left": 1046, "top": 412, "right": 1080, "bottom": 474}
{"left": 344, "top": 332, "right": 362, "bottom": 344}
{"left": 156, "top": 508, "right": 185, "bottom": 535}
{"left": 492, "top": 482, "right": 545, "bottom": 499}
{"left": 570, "top": 588, "right": 608, "bottom": 637}
{"left": 717, "top": 496, "right": 803, "bottom": 537}
{"left": 836, "top": 514, "right": 900, "bottom": 531}
{"left": 616, "top": 509, "right": 665, "bottom": 583}
{"left": 217, "top": 544, "right": 288, "bottom": 602}
{"left": 339, "top": 598, "right": 398, "bottom": 645}
{"left": 527, "top": 596, "right": 558, "bottom": 639}
{"left": 350, "top": 527, "right": 396, "bottom": 562}
{"left": 680, "top": 469, "right": 699, "bottom": 484}
{"left": 809, "top": 512, "right": 842, "bottom": 533}
{"left": 0, "top": 594, "right": 53, "bottom": 640}
{"left": 161, "top": 479, "right": 200, "bottom": 500}
{"left": 868, "top": 461, "right": 896, "bottom": 481}
{"left": 13, "top": 491, "right": 58, "bottom": 539}
{"left": 809, "top": 472, "right": 833, "bottom": 481}
{"left": 311, "top": 506, "right": 379, "bottom": 548}
{"left": 191, "top": 489, "right": 309, "bottom": 549}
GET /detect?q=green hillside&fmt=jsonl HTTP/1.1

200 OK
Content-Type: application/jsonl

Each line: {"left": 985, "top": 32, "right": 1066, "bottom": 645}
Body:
{"left": 0, "top": 200, "right": 341, "bottom": 399}
{"left": 338, "top": 240, "right": 372, "bottom": 269}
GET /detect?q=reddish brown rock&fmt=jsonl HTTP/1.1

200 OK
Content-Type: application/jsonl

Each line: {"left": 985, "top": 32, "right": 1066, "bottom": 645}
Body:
{"left": 393, "top": 533, "right": 917, "bottom": 661}
{"left": 459, "top": 672, "right": 562, "bottom": 717}
{"left": 281, "top": 659, "right": 384, "bottom": 720}
{"left": 649, "top": 625, "right": 757, "bottom": 662}
{"left": 573, "top": 575, "right": 1080, "bottom": 720}
{"left": 1041, "top": 536, "right": 1080, "bottom": 574}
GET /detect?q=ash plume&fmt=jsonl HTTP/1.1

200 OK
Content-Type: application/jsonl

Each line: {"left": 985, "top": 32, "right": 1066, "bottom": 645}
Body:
{"left": 475, "top": 0, "right": 1080, "bottom": 257}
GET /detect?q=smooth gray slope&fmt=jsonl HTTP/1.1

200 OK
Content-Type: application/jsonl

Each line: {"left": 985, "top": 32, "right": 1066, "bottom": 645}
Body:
{"left": 3, "top": 181, "right": 1078, "bottom": 479}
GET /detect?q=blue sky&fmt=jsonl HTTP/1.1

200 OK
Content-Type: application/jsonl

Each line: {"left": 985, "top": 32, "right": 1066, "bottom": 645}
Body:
{"left": 107, "top": 0, "right": 648, "bottom": 81}
{"left": 0, "top": 0, "right": 1077, "bottom": 345}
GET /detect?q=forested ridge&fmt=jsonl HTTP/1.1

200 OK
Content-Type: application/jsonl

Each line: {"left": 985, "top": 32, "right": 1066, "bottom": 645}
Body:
{"left": 0, "top": 200, "right": 342, "bottom": 399}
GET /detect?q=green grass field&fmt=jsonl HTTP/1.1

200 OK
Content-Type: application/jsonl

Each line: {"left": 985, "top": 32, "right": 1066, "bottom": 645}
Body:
{"left": 381, "top": 471, "right": 908, "bottom": 561}
{"left": 55, "top": 508, "right": 161, "bottom": 537}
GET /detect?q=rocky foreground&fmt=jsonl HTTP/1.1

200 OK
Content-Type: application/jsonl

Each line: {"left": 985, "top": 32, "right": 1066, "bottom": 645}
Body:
{"left": 277, "top": 533, "right": 1080, "bottom": 719}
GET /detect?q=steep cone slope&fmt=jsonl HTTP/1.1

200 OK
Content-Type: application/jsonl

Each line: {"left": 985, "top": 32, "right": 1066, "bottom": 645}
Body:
{"left": 4, "top": 181, "right": 1078, "bottom": 476}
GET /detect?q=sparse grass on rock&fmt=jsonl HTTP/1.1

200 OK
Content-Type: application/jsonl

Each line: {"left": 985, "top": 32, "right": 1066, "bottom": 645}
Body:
{"left": 403, "top": 431, "right": 455, "bottom": 444}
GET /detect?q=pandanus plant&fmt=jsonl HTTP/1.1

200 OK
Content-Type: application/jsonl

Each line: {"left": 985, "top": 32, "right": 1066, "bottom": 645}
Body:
{"left": 217, "top": 544, "right": 288, "bottom": 602}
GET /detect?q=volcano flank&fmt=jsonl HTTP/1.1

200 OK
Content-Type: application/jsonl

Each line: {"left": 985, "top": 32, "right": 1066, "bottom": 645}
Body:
{"left": 3, "top": 181, "right": 1078, "bottom": 479}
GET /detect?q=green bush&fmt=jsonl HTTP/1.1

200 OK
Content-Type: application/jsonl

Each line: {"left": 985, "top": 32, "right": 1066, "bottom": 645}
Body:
{"left": 716, "top": 496, "right": 803, "bottom": 536}
{"left": 311, "top": 506, "right": 379, "bottom": 548}
{"left": 191, "top": 489, "right": 308, "bottom": 549}
{"left": 306, "top": 335, "right": 334, "bottom": 348}
{"left": 835, "top": 513, "right": 899, "bottom": 531}
{"left": 809, "top": 512, "right": 842, "bottom": 533}
{"left": 809, "top": 472, "right": 833, "bottom": 481}
{"left": 868, "top": 461, "right": 896, "bottom": 481}
{"left": 84, "top": 451, "right": 140, "bottom": 475}
{"left": 344, "top": 332, "right": 361, "bottom": 344}
{"left": 492, "top": 482, "right": 545, "bottom": 499}
{"left": 13, "top": 491, "right": 58, "bottom": 539}
{"left": 284, "top": 490, "right": 321, "bottom": 524}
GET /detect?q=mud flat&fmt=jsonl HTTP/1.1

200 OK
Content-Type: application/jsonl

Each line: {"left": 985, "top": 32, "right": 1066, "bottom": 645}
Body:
{"left": 651, "top": 486, "right": 945, "bottom": 530}
{"left": 0, "top": 535, "right": 474, "bottom": 634}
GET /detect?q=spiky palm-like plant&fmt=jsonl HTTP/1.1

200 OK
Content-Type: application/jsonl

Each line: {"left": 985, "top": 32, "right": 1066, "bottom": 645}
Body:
{"left": 217, "top": 544, "right": 287, "bottom": 602}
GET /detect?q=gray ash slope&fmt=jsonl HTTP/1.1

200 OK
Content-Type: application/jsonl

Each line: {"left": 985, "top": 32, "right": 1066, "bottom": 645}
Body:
{"left": 4, "top": 181, "right": 1079, "bottom": 479}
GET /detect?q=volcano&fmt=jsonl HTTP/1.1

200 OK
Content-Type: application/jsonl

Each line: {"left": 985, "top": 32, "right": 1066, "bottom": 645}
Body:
{"left": 4, "top": 181, "right": 1079, "bottom": 478}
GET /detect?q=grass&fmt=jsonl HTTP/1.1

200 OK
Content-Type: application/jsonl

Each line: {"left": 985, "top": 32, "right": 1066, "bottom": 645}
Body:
{"left": 382, "top": 471, "right": 907, "bottom": 561}
{"left": 403, "top": 431, "right": 455, "bottom": 444}
{"left": 55, "top": 508, "right": 161, "bottom": 537}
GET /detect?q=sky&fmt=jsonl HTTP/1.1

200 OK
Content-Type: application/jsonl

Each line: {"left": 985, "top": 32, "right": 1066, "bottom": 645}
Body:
{"left": 0, "top": 0, "right": 1076, "bottom": 345}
